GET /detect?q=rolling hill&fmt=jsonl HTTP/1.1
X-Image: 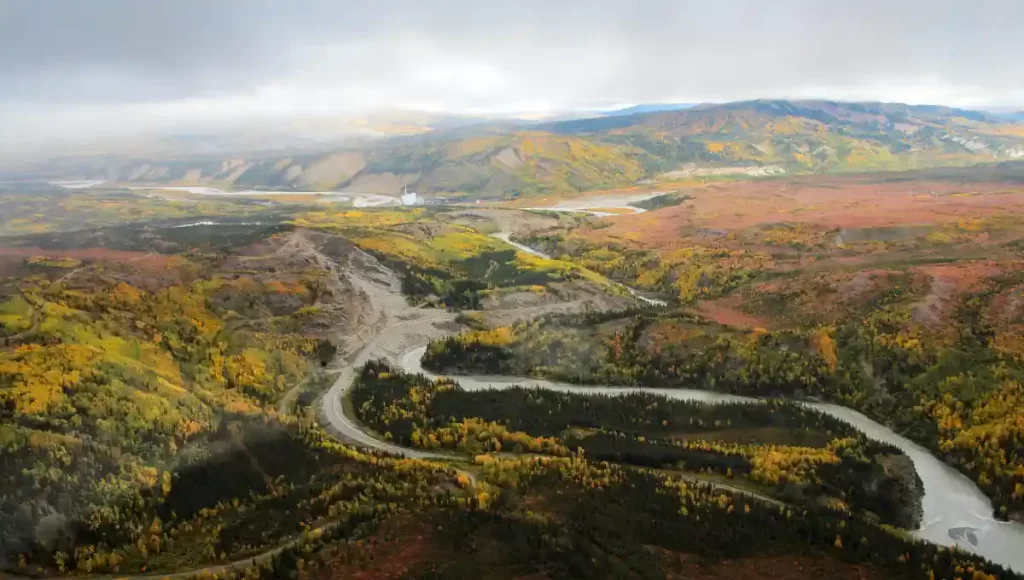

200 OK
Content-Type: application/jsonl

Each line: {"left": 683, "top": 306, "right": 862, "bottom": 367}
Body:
{"left": 547, "top": 99, "right": 1024, "bottom": 175}
{"left": 55, "top": 132, "right": 646, "bottom": 199}
{"left": 27, "top": 100, "right": 1024, "bottom": 197}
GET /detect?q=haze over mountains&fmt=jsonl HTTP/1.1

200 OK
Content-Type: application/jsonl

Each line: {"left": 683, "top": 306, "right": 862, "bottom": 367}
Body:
{"left": 8, "top": 2, "right": 1024, "bottom": 579}
{"left": 17, "top": 99, "right": 1024, "bottom": 199}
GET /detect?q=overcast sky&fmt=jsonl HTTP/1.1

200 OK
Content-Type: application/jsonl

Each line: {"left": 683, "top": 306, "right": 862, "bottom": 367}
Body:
{"left": 2, "top": 0, "right": 1024, "bottom": 158}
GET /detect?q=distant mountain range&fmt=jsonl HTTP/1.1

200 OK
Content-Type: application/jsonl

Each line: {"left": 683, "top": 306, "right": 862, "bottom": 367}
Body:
{"left": 598, "top": 103, "right": 695, "bottom": 117}
{"left": 993, "top": 110, "right": 1024, "bottom": 122}
{"left": 21, "top": 99, "right": 1024, "bottom": 198}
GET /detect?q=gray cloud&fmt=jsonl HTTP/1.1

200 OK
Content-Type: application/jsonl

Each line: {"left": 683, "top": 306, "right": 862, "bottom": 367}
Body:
{"left": 2, "top": 0, "right": 1024, "bottom": 156}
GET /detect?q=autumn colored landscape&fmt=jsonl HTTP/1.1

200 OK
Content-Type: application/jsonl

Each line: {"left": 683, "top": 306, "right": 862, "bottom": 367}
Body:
{"left": 12, "top": 0, "right": 1024, "bottom": 575}
{"left": 3, "top": 103, "right": 1024, "bottom": 580}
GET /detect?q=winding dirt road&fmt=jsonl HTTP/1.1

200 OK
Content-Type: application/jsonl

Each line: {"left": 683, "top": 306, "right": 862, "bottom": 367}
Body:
{"left": 22, "top": 198, "right": 1021, "bottom": 579}
{"left": 320, "top": 312, "right": 455, "bottom": 460}
{"left": 316, "top": 235, "right": 633, "bottom": 458}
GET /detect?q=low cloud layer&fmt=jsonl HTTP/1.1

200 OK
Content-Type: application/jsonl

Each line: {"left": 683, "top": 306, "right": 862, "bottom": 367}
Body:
{"left": 2, "top": 0, "right": 1023, "bottom": 157}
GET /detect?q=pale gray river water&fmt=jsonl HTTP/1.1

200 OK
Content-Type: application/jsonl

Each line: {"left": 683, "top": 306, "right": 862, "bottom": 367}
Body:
{"left": 400, "top": 345, "right": 1024, "bottom": 573}
{"left": 316, "top": 192, "right": 1024, "bottom": 572}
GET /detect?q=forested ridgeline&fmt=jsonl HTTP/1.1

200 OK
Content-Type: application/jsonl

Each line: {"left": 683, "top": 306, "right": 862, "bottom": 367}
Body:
{"left": 351, "top": 361, "right": 922, "bottom": 529}
{"left": 0, "top": 226, "right": 410, "bottom": 576}
{"left": 0, "top": 204, "right": 617, "bottom": 577}
{"left": 1, "top": 409, "right": 463, "bottom": 576}
{"left": 213, "top": 455, "right": 1013, "bottom": 580}
{"left": 420, "top": 280, "right": 1024, "bottom": 522}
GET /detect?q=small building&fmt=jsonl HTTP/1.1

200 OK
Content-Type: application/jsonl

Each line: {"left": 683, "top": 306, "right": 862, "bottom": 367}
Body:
{"left": 400, "top": 186, "right": 420, "bottom": 206}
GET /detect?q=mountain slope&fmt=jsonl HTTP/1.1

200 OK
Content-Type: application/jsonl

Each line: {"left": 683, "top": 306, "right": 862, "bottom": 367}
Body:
{"left": 549, "top": 99, "right": 1024, "bottom": 174}
{"left": 67, "top": 132, "right": 647, "bottom": 198}
{"left": 599, "top": 103, "right": 695, "bottom": 116}
{"left": 32, "top": 100, "right": 1024, "bottom": 197}
{"left": 363, "top": 132, "right": 645, "bottom": 196}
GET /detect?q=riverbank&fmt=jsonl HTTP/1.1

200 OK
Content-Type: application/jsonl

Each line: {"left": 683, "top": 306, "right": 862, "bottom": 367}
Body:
{"left": 316, "top": 204, "right": 1024, "bottom": 573}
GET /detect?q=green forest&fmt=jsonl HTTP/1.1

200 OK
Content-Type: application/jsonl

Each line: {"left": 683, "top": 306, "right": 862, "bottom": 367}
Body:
{"left": 352, "top": 361, "right": 923, "bottom": 529}
{"left": 0, "top": 185, "right": 1021, "bottom": 579}
{"left": 0, "top": 219, "right": 403, "bottom": 574}
{"left": 160, "top": 455, "right": 1014, "bottom": 580}
{"left": 421, "top": 286, "right": 1024, "bottom": 522}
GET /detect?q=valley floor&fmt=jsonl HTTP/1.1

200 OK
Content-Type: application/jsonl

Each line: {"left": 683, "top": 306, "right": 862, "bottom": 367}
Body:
{"left": 3, "top": 175, "right": 1024, "bottom": 579}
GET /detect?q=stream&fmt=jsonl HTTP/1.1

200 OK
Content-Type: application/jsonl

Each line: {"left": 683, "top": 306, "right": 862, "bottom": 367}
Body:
{"left": 492, "top": 232, "right": 667, "bottom": 307}
{"left": 399, "top": 346, "right": 1024, "bottom": 572}
{"left": 126, "top": 185, "right": 401, "bottom": 207}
